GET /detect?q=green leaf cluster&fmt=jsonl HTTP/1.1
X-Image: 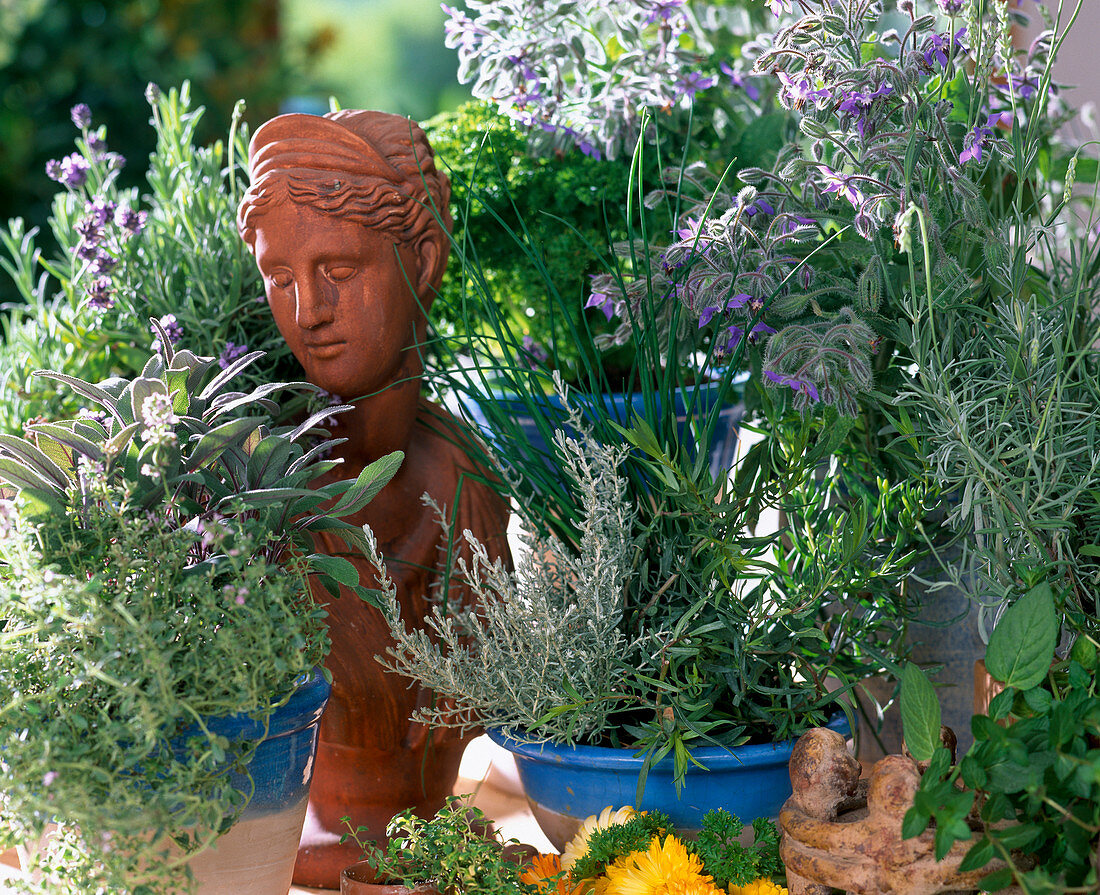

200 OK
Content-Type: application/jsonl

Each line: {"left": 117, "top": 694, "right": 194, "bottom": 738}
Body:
{"left": 901, "top": 588, "right": 1100, "bottom": 893}
{"left": 692, "top": 811, "right": 782, "bottom": 889}
{"left": 569, "top": 811, "right": 673, "bottom": 882}
{"left": 0, "top": 339, "right": 402, "bottom": 892}
{"left": 341, "top": 797, "right": 536, "bottom": 895}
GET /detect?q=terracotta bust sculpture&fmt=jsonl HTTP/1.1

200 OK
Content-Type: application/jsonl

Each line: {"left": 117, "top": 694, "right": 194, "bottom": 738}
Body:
{"left": 238, "top": 110, "right": 511, "bottom": 888}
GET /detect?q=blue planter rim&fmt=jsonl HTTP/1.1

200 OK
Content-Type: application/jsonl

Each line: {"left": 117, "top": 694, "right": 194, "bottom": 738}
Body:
{"left": 487, "top": 713, "right": 851, "bottom": 773}
{"left": 187, "top": 667, "right": 331, "bottom": 743}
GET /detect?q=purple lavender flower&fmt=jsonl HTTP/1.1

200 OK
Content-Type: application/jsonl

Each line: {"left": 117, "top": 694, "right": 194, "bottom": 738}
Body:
{"left": 76, "top": 241, "right": 99, "bottom": 261}
{"left": 104, "top": 153, "right": 126, "bottom": 171}
{"left": 47, "top": 153, "right": 91, "bottom": 189}
{"left": 85, "top": 197, "right": 117, "bottom": 228}
{"left": 88, "top": 250, "right": 117, "bottom": 277}
{"left": 115, "top": 205, "right": 147, "bottom": 236}
{"left": 937, "top": 0, "right": 964, "bottom": 13}
{"left": 75, "top": 216, "right": 103, "bottom": 243}
{"left": 218, "top": 341, "right": 249, "bottom": 369}
{"left": 719, "top": 62, "right": 761, "bottom": 102}
{"left": 85, "top": 277, "right": 114, "bottom": 310}
{"left": 70, "top": 103, "right": 91, "bottom": 129}
{"left": 155, "top": 313, "right": 184, "bottom": 345}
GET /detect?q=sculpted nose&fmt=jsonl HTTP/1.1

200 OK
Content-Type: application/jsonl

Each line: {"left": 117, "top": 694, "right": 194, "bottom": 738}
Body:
{"left": 294, "top": 276, "right": 335, "bottom": 330}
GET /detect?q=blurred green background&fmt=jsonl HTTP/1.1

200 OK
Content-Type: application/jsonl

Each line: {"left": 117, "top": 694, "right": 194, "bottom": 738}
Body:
{"left": 0, "top": 0, "right": 464, "bottom": 257}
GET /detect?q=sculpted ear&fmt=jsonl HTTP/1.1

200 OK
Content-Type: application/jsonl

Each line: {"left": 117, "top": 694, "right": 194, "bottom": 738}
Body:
{"left": 415, "top": 233, "right": 448, "bottom": 309}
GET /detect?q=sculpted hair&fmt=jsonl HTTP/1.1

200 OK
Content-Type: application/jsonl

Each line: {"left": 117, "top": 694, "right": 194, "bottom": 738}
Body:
{"left": 237, "top": 110, "right": 452, "bottom": 261}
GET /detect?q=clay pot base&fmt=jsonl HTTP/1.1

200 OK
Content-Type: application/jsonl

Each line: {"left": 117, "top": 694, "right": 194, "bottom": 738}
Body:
{"left": 339, "top": 862, "right": 440, "bottom": 895}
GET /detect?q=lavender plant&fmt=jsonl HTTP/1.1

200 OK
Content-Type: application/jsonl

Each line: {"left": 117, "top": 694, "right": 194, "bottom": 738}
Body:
{"left": 0, "top": 82, "right": 298, "bottom": 436}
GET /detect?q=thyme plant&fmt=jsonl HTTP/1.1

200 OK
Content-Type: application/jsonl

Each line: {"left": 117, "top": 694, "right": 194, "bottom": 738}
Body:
{"left": 0, "top": 338, "right": 402, "bottom": 894}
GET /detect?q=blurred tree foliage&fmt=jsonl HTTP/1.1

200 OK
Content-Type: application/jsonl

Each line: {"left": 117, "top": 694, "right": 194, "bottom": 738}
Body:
{"left": 0, "top": 0, "right": 326, "bottom": 273}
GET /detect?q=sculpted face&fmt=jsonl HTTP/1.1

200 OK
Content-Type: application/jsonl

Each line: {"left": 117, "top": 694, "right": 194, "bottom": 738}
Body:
{"left": 251, "top": 201, "right": 425, "bottom": 399}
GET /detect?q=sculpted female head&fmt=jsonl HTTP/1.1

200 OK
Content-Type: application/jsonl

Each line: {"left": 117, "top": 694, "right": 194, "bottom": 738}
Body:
{"left": 237, "top": 111, "right": 452, "bottom": 398}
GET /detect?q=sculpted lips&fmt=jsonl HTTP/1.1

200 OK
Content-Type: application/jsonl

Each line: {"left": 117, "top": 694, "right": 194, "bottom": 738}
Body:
{"left": 303, "top": 337, "right": 347, "bottom": 358}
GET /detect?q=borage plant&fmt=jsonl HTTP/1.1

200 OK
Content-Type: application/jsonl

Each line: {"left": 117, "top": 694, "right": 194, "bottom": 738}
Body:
{"left": 0, "top": 336, "right": 400, "bottom": 894}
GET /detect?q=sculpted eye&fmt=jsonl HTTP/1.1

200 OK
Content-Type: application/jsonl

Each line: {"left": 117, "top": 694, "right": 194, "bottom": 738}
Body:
{"left": 270, "top": 269, "right": 294, "bottom": 289}
{"left": 325, "top": 266, "right": 356, "bottom": 283}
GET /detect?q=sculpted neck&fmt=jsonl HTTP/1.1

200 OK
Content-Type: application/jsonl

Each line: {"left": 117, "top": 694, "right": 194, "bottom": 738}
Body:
{"left": 326, "top": 364, "right": 422, "bottom": 470}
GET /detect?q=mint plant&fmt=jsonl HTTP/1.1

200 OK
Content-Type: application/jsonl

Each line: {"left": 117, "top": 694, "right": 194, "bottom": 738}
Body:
{"left": 901, "top": 585, "right": 1099, "bottom": 893}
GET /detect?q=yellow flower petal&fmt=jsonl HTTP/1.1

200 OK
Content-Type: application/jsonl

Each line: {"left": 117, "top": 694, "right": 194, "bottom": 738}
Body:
{"left": 728, "top": 879, "right": 788, "bottom": 895}
{"left": 603, "top": 834, "right": 723, "bottom": 895}
{"left": 560, "top": 806, "right": 638, "bottom": 872}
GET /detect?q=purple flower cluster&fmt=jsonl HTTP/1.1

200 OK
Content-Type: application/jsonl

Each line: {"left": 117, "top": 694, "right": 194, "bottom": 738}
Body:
{"left": 922, "top": 27, "right": 967, "bottom": 70}
{"left": 959, "top": 112, "right": 1012, "bottom": 166}
{"left": 45, "top": 104, "right": 126, "bottom": 192}
{"left": 442, "top": 0, "right": 723, "bottom": 160}
{"left": 152, "top": 314, "right": 184, "bottom": 355}
{"left": 71, "top": 193, "right": 146, "bottom": 311}
{"left": 764, "top": 369, "right": 819, "bottom": 401}
{"left": 836, "top": 82, "right": 892, "bottom": 140}
{"left": 518, "top": 335, "right": 551, "bottom": 369}
{"left": 218, "top": 341, "right": 249, "bottom": 370}
{"left": 46, "top": 154, "right": 91, "bottom": 189}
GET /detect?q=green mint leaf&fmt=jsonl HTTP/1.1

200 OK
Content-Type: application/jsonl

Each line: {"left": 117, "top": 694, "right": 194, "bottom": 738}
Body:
{"left": 984, "top": 582, "right": 1058, "bottom": 690}
{"left": 978, "top": 867, "right": 1015, "bottom": 891}
{"left": 900, "top": 661, "right": 941, "bottom": 762}
{"left": 901, "top": 805, "right": 929, "bottom": 840}
{"left": 958, "top": 836, "right": 995, "bottom": 873}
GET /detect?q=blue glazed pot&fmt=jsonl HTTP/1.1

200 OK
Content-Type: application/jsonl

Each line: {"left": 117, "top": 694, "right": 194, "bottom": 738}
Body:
{"left": 454, "top": 377, "right": 746, "bottom": 481}
{"left": 182, "top": 668, "right": 331, "bottom": 894}
{"left": 488, "top": 714, "right": 851, "bottom": 851}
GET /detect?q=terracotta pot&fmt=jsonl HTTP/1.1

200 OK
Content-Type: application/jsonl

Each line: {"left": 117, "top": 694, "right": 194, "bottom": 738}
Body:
{"left": 339, "top": 861, "right": 440, "bottom": 895}
{"left": 973, "top": 659, "right": 1005, "bottom": 716}
{"left": 180, "top": 668, "right": 331, "bottom": 894}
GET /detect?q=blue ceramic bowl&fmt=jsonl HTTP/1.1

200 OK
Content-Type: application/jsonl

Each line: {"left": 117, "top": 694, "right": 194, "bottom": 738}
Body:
{"left": 453, "top": 377, "right": 746, "bottom": 482}
{"left": 488, "top": 714, "right": 851, "bottom": 850}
